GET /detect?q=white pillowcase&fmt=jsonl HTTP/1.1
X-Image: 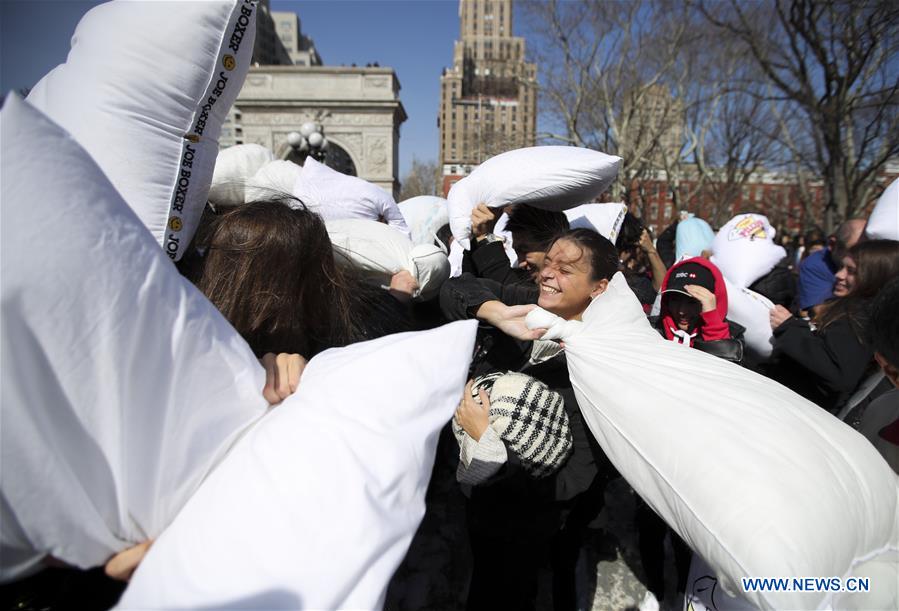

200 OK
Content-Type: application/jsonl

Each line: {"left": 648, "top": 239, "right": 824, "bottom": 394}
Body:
{"left": 0, "top": 93, "right": 267, "bottom": 581}
{"left": 448, "top": 238, "right": 466, "bottom": 278}
{"left": 564, "top": 203, "right": 628, "bottom": 244}
{"left": 867, "top": 178, "right": 898, "bottom": 240}
{"left": 526, "top": 273, "right": 899, "bottom": 610}
{"left": 27, "top": 0, "right": 257, "bottom": 260}
{"left": 722, "top": 277, "right": 776, "bottom": 359}
{"left": 399, "top": 195, "right": 450, "bottom": 246}
{"left": 211, "top": 144, "right": 278, "bottom": 206}
{"left": 711, "top": 214, "right": 786, "bottom": 288}
{"left": 447, "top": 146, "right": 622, "bottom": 245}
{"left": 294, "top": 157, "right": 410, "bottom": 236}
{"left": 327, "top": 218, "right": 449, "bottom": 301}
{"left": 119, "top": 321, "right": 477, "bottom": 610}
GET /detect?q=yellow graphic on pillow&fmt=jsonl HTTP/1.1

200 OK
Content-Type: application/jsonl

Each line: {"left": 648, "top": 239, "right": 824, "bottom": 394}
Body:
{"left": 222, "top": 54, "right": 236, "bottom": 71}
{"left": 169, "top": 217, "right": 183, "bottom": 232}
{"left": 728, "top": 216, "right": 767, "bottom": 241}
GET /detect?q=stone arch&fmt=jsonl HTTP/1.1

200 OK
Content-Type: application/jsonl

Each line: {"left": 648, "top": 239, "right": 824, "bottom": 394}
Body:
{"left": 278, "top": 138, "right": 358, "bottom": 177}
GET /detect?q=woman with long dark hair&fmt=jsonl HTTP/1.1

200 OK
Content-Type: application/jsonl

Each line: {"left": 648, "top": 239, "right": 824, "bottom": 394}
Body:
{"left": 768, "top": 239, "right": 899, "bottom": 414}
{"left": 192, "top": 198, "right": 360, "bottom": 359}
{"left": 180, "top": 197, "right": 420, "bottom": 403}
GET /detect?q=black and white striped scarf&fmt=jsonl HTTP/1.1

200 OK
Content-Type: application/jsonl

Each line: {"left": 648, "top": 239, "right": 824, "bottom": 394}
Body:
{"left": 464, "top": 371, "right": 573, "bottom": 479}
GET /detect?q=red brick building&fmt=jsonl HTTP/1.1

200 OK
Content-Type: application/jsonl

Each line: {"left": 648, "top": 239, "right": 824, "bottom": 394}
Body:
{"left": 631, "top": 163, "right": 898, "bottom": 236}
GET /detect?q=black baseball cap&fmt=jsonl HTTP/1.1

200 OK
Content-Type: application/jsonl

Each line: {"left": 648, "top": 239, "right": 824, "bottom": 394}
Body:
{"left": 662, "top": 262, "right": 715, "bottom": 297}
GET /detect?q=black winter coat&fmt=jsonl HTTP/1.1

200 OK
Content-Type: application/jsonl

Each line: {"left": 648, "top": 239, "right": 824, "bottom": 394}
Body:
{"left": 768, "top": 314, "right": 874, "bottom": 414}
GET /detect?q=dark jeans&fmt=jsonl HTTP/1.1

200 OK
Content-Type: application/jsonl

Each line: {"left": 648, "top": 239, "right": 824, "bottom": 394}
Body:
{"left": 551, "top": 474, "right": 609, "bottom": 611}
{"left": 636, "top": 498, "right": 691, "bottom": 600}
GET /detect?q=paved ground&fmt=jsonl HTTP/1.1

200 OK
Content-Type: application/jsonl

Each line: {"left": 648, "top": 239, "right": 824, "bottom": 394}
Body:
{"left": 386, "top": 428, "right": 683, "bottom": 611}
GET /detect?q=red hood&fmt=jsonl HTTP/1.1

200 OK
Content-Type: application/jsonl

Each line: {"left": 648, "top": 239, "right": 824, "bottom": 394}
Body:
{"left": 660, "top": 257, "right": 729, "bottom": 337}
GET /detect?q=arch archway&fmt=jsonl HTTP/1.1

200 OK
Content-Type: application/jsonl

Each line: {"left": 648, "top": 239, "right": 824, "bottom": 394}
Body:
{"left": 284, "top": 141, "right": 357, "bottom": 177}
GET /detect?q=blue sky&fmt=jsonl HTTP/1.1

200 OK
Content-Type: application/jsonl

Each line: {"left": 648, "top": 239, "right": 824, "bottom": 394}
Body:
{"left": 0, "top": 0, "right": 525, "bottom": 178}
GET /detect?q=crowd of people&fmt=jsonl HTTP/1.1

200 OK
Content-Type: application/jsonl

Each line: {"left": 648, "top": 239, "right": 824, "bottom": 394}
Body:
{"left": 4, "top": 2, "right": 895, "bottom": 609}
{"left": 168, "top": 192, "right": 897, "bottom": 610}
{"left": 6, "top": 154, "right": 897, "bottom": 608}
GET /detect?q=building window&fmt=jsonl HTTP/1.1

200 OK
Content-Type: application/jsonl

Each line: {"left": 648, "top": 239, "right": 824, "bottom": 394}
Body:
{"left": 664, "top": 203, "right": 673, "bottom": 219}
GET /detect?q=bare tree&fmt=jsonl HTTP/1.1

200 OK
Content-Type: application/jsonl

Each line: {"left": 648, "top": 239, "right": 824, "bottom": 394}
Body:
{"left": 521, "top": 0, "right": 779, "bottom": 224}
{"left": 521, "top": 0, "right": 696, "bottom": 213}
{"left": 399, "top": 158, "right": 440, "bottom": 201}
{"left": 699, "top": 0, "right": 899, "bottom": 230}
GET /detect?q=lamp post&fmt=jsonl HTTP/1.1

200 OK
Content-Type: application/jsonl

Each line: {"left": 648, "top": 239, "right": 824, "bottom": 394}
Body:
{"left": 287, "top": 122, "right": 328, "bottom": 164}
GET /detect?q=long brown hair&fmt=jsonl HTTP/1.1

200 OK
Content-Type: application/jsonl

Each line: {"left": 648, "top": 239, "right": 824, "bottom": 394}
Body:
{"left": 193, "top": 197, "right": 360, "bottom": 357}
{"left": 816, "top": 239, "right": 899, "bottom": 337}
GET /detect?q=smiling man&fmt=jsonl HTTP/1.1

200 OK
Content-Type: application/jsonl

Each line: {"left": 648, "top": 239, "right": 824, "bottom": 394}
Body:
{"left": 466, "top": 203, "right": 571, "bottom": 286}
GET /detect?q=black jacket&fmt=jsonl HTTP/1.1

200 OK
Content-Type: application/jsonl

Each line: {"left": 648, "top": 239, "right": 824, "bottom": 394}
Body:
{"left": 648, "top": 316, "right": 746, "bottom": 364}
{"left": 768, "top": 315, "right": 874, "bottom": 414}
{"left": 748, "top": 258, "right": 796, "bottom": 308}
{"left": 462, "top": 238, "right": 531, "bottom": 287}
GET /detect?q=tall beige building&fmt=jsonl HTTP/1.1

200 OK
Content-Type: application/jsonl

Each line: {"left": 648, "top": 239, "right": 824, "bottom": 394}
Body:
{"left": 439, "top": 0, "right": 537, "bottom": 193}
{"left": 271, "top": 11, "right": 322, "bottom": 67}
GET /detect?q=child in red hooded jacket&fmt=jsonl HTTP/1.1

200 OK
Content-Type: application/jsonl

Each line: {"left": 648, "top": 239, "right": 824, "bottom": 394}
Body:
{"left": 653, "top": 258, "right": 744, "bottom": 351}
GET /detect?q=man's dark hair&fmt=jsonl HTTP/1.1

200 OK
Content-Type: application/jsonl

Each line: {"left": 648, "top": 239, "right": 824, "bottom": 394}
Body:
{"left": 435, "top": 223, "right": 453, "bottom": 252}
{"left": 804, "top": 226, "right": 827, "bottom": 249}
{"left": 553, "top": 228, "right": 619, "bottom": 281}
{"left": 866, "top": 275, "right": 899, "bottom": 367}
{"left": 505, "top": 204, "right": 570, "bottom": 252}
{"left": 615, "top": 212, "right": 645, "bottom": 250}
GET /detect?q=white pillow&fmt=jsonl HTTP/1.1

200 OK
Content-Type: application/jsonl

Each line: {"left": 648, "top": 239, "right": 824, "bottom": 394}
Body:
{"left": 564, "top": 203, "right": 628, "bottom": 244}
{"left": 0, "top": 94, "right": 267, "bottom": 581}
{"left": 867, "top": 178, "right": 899, "bottom": 240}
{"left": 294, "top": 157, "right": 410, "bottom": 236}
{"left": 399, "top": 195, "right": 450, "bottom": 246}
{"left": 526, "top": 273, "right": 899, "bottom": 610}
{"left": 685, "top": 549, "right": 899, "bottom": 611}
{"left": 447, "top": 146, "right": 622, "bottom": 245}
{"left": 711, "top": 214, "right": 786, "bottom": 288}
{"left": 492, "top": 212, "right": 528, "bottom": 266}
{"left": 449, "top": 239, "right": 465, "bottom": 278}
{"left": 119, "top": 321, "right": 477, "bottom": 610}
{"left": 27, "top": 0, "right": 256, "bottom": 261}
{"left": 326, "top": 219, "right": 450, "bottom": 301}
{"left": 722, "top": 277, "right": 776, "bottom": 359}
{"left": 211, "top": 144, "right": 277, "bottom": 206}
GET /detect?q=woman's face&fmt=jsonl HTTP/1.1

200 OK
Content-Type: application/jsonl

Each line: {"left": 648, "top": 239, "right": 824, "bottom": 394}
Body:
{"left": 833, "top": 255, "right": 857, "bottom": 297}
{"left": 537, "top": 239, "right": 605, "bottom": 320}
